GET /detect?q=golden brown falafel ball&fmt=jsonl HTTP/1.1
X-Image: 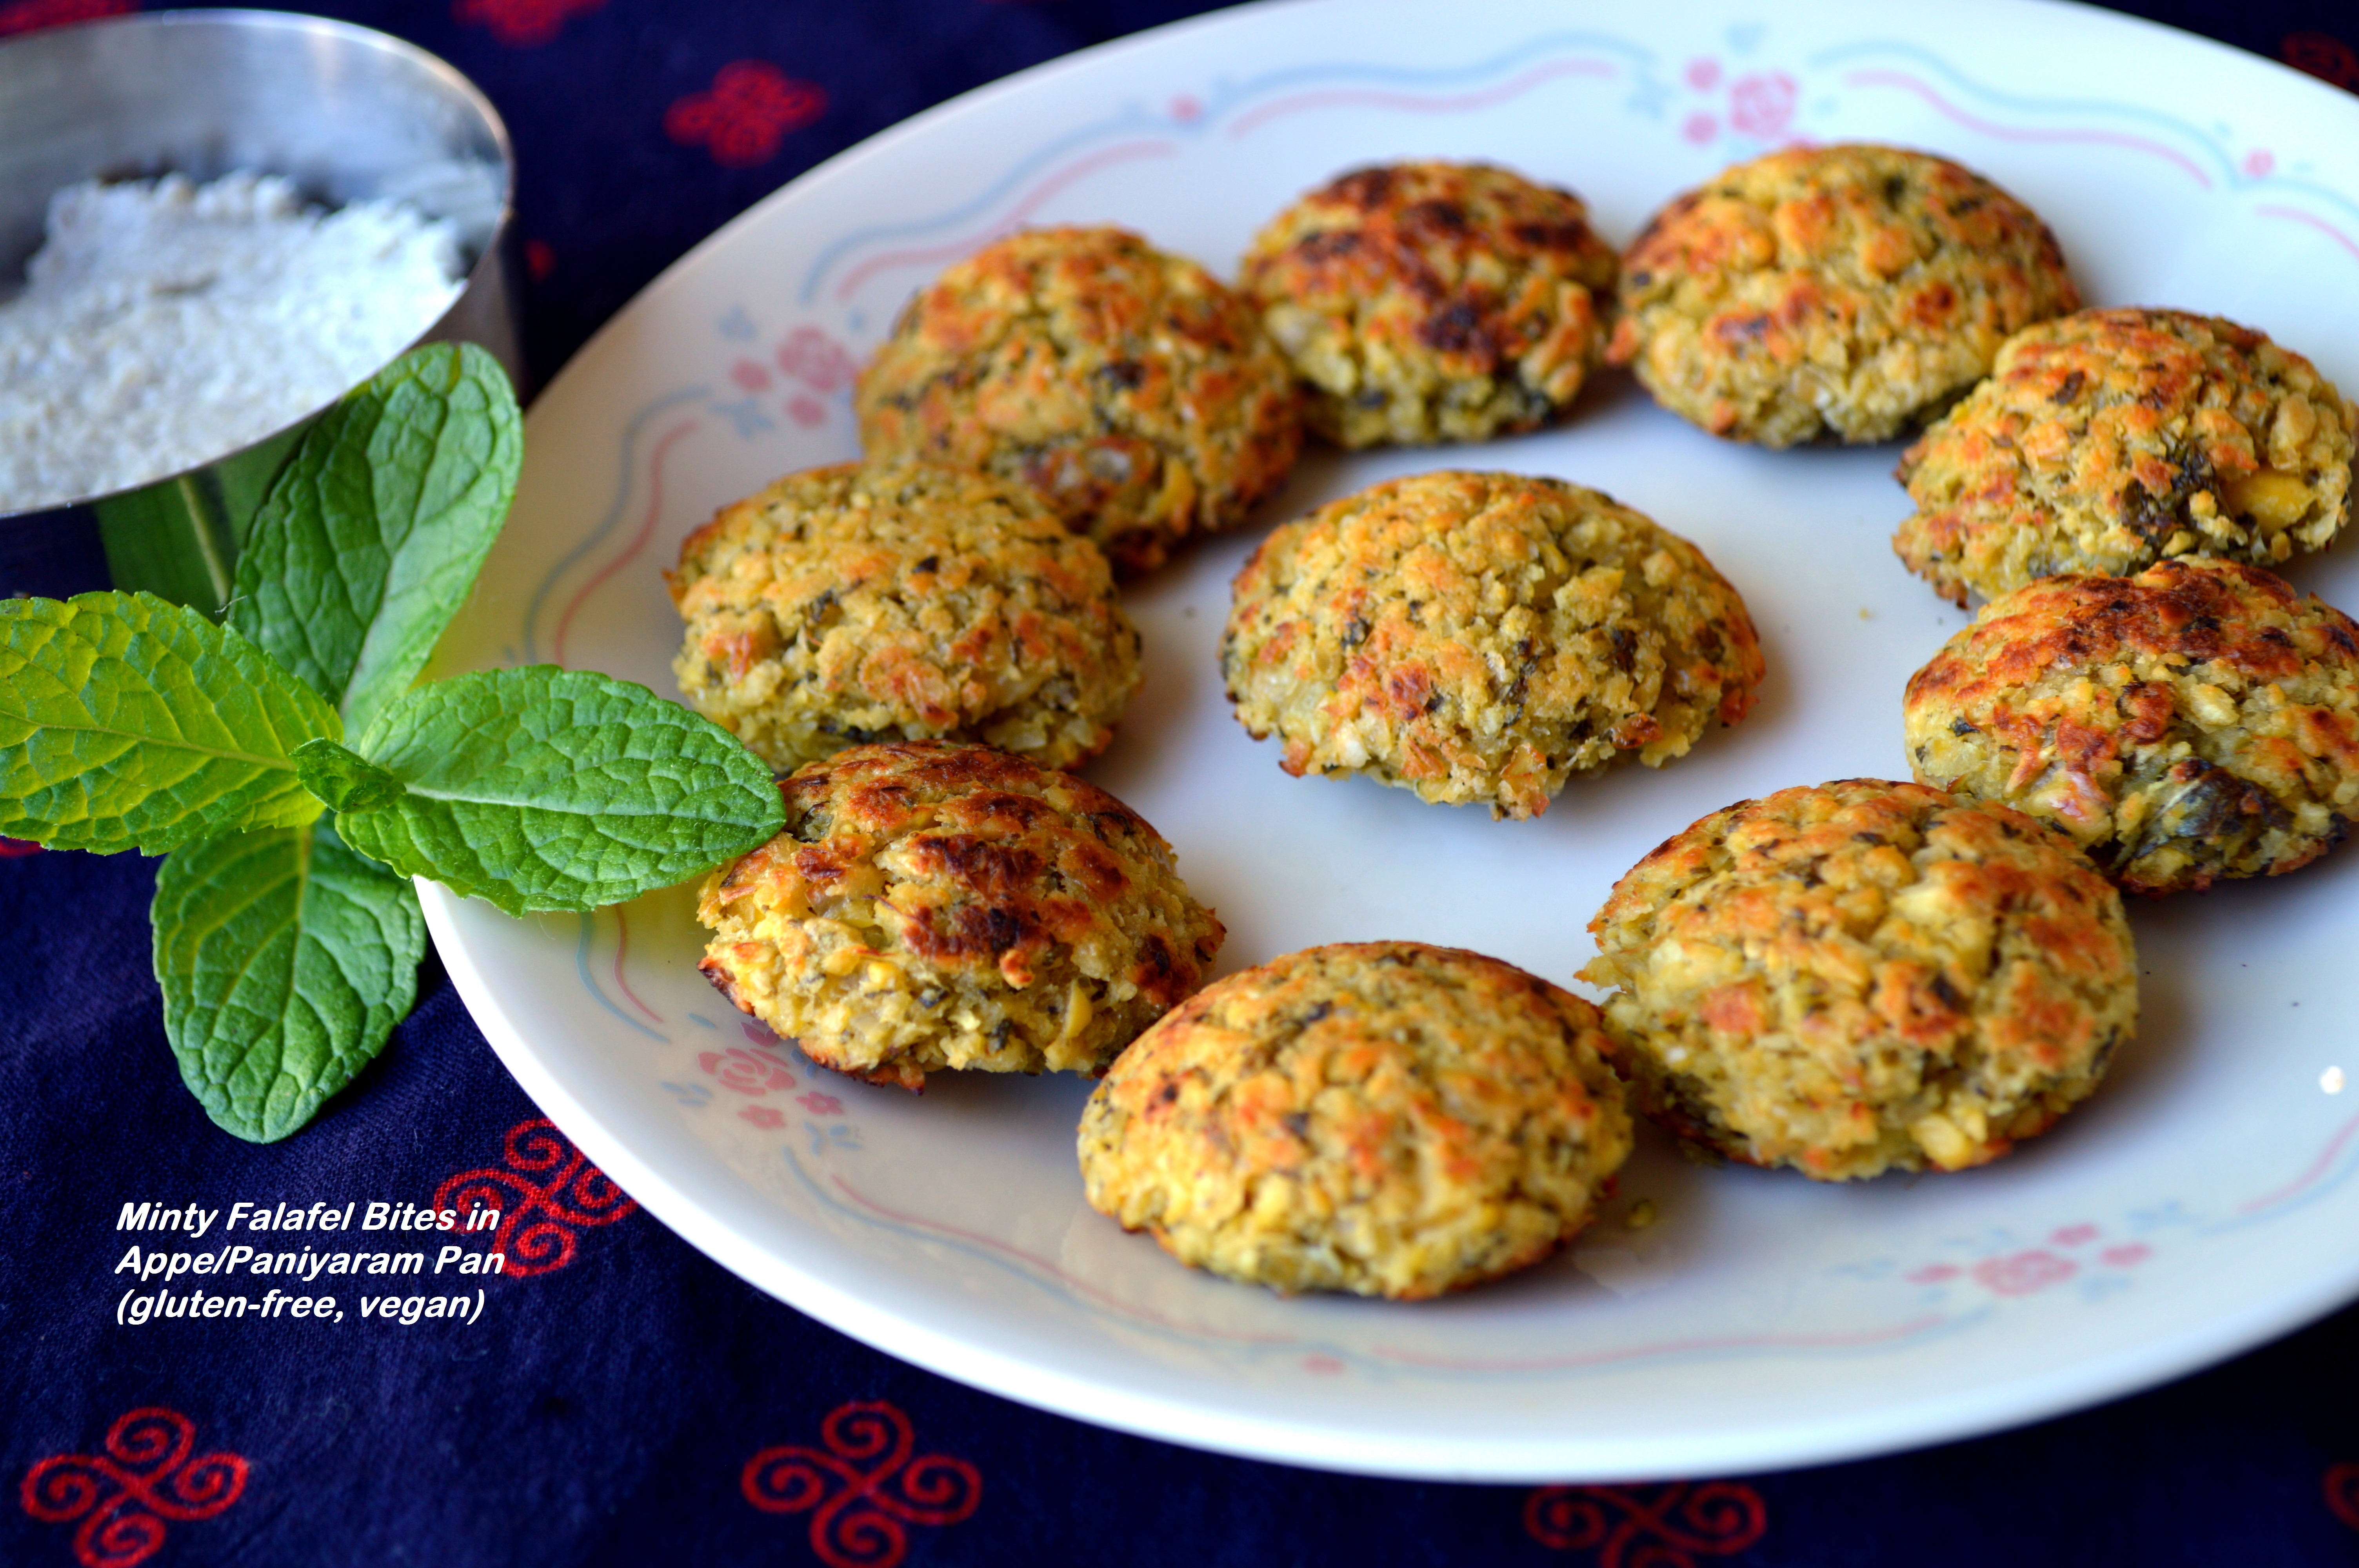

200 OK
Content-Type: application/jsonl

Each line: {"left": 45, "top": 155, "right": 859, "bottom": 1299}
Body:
{"left": 696, "top": 740, "right": 1224, "bottom": 1088}
{"left": 1581, "top": 779, "right": 2137, "bottom": 1180}
{"left": 1903, "top": 558, "right": 2359, "bottom": 893}
{"left": 1222, "top": 470, "right": 1764, "bottom": 818}
{"left": 1239, "top": 160, "right": 1619, "bottom": 447}
{"left": 1079, "top": 941, "right": 1632, "bottom": 1299}
{"left": 1607, "top": 144, "right": 2079, "bottom": 447}
{"left": 667, "top": 461, "right": 1141, "bottom": 774}
{"left": 853, "top": 226, "right": 1303, "bottom": 574}
{"left": 1892, "top": 308, "right": 2357, "bottom": 604}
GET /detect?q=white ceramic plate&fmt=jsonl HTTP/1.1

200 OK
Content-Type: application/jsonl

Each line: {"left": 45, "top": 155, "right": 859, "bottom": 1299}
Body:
{"left": 419, "top": 0, "right": 2359, "bottom": 1480}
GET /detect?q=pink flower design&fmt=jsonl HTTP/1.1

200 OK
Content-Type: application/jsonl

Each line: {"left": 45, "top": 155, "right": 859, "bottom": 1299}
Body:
{"left": 788, "top": 396, "right": 826, "bottom": 427}
{"left": 740, "top": 1106, "right": 787, "bottom": 1130}
{"left": 2101, "top": 1243, "right": 2152, "bottom": 1268}
{"left": 797, "top": 1092, "right": 845, "bottom": 1116}
{"left": 699, "top": 1047, "right": 797, "bottom": 1097}
{"left": 1728, "top": 71, "right": 1797, "bottom": 139}
{"left": 1686, "top": 58, "right": 1721, "bottom": 91}
{"left": 1905, "top": 1264, "right": 1960, "bottom": 1284}
{"left": 2245, "top": 149, "right": 2276, "bottom": 178}
{"left": 732, "top": 358, "right": 774, "bottom": 392}
{"left": 1971, "top": 1249, "right": 2076, "bottom": 1296}
{"left": 2050, "top": 1224, "right": 2099, "bottom": 1247}
{"left": 1682, "top": 113, "right": 1718, "bottom": 145}
{"left": 666, "top": 62, "right": 827, "bottom": 169}
{"left": 776, "top": 327, "right": 856, "bottom": 393}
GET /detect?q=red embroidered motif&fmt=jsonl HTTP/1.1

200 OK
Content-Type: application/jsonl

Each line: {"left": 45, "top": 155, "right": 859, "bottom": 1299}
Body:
{"left": 0, "top": 837, "right": 42, "bottom": 857}
{"left": 742, "top": 1401, "right": 981, "bottom": 1568}
{"left": 0, "top": 0, "right": 133, "bottom": 38}
{"left": 1525, "top": 1483, "right": 1767, "bottom": 1566}
{"left": 20, "top": 1409, "right": 247, "bottom": 1568}
{"left": 2327, "top": 1462, "right": 2359, "bottom": 1531}
{"left": 431, "top": 1118, "right": 637, "bottom": 1277}
{"left": 451, "top": 0, "right": 602, "bottom": 48}
{"left": 2284, "top": 31, "right": 2359, "bottom": 93}
{"left": 665, "top": 63, "right": 827, "bottom": 168}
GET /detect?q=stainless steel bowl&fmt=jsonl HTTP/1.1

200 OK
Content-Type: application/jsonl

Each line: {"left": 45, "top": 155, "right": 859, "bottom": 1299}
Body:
{"left": 0, "top": 9, "right": 520, "bottom": 612}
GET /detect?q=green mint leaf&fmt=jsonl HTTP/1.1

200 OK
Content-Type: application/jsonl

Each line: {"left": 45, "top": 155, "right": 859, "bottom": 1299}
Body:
{"left": 154, "top": 820, "right": 424, "bottom": 1142}
{"left": 330, "top": 666, "right": 785, "bottom": 915}
{"left": 292, "top": 738, "right": 405, "bottom": 813}
{"left": 0, "top": 592, "right": 337, "bottom": 854}
{"left": 229, "top": 343, "right": 522, "bottom": 738}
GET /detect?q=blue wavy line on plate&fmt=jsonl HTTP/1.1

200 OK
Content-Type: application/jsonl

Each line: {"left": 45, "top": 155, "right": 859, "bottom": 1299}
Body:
{"left": 520, "top": 385, "right": 710, "bottom": 664}
{"left": 1813, "top": 41, "right": 2359, "bottom": 234}
{"left": 573, "top": 911, "right": 667, "bottom": 1044}
{"left": 798, "top": 29, "right": 1661, "bottom": 305}
{"left": 776, "top": 1147, "right": 1990, "bottom": 1380}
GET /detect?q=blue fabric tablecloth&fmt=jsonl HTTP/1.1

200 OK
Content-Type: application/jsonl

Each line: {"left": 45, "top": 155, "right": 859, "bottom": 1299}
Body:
{"left": 7, "top": 2, "right": 2359, "bottom": 1563}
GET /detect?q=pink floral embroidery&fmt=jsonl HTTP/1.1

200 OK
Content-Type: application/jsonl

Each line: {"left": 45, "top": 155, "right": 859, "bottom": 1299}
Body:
{"left": 700, "top": 1047, "right": 797, "bottom": 1097}
{"left": 451, "top": 0, "right": 603, "bottom": 49}
{"left": 1971, "top": 1249, "right": 2075, "bottom": 1296}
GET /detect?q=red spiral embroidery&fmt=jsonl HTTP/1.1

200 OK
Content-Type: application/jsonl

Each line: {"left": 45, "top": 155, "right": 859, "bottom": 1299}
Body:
{"left": 742, "top": 1401, "right": 981, "bottom": 1568}
{"left": 1524, "top": 1483, "right": 1767, "bottom": 1566}
{"left": 431, "top": 1117, "right": 638, "bottom": 1278}
{"left": 2327, "top": 1461, "right": 2359, "bottom": 1531}
{"left": 665, "top": 62, "right": 828, "bottom": 168}
{"left": 20, "top": 1409, "right": 247, "bottom": 1568}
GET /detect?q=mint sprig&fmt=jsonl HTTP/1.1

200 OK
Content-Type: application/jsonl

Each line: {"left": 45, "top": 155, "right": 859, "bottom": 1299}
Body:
{"left": 2, "top": 345, "right": 786, "bottom": 1140}
{"left": 154, "top": 821, "right": 424, "bottom": 1141}
{"left": 0, "top": 592, "right": 336, "bottom": 853}
{"left": 311, "top": 668, "right": 785, "bottom": 916}
{"left": 229, "top": 343, "right": 522, "bottom": 739}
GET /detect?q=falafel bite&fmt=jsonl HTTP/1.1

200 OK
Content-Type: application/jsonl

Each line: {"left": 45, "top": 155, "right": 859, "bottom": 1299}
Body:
{"left": 1581, "top": 779, "right": 2137, "bottom": 1181}
{"left": 1608, "top": 143, "right": 2078, "bottom": 447}
{"left": 1904, "top": 557, "right": 2359, "bottom": 893}
{"left": 1079, "top": 941, "right": 1632, "bottom": 1299}
{"left": 696, "top": 740, "right": 1224, "bottom": 1089}
{"left": 1222, "top": 470, "right": 1763, "bottom": 818}
{"left": 1239, "top": 160, "right": 1619, "bottom": 448}
{"left": 1893, "top": 308, "right": 2356, "bottom": 604}
{"left": 668, "top": 460, "right": 1141, "bottom": 774}
{"left": 854, "top": 225, "right": 1302, "bottom": 575}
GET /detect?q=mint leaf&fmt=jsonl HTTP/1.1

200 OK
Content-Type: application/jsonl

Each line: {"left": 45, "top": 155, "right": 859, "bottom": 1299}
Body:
{"left": 292, "top": 739, "right": 404, "bottom": 813}
{"left": 154, "top": 820, "right": 424, "bottom": 1141}
{"left": 0, "top": 592, "right": 338, "bottom": 853}
{"left": 229, "top": 343, "right": 522, "bottom": 738}
{"left": 329, "top": 666, "right": 785, "bottom": 915}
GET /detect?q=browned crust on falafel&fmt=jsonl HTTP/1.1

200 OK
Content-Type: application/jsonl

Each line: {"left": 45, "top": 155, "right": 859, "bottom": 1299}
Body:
{"left": 1892, "top": 308, "right": 2357, "bottom": 604}
{"left": 1239, "top": 161, "right": 1618, "bottom": 447}
{"left": 853, "top": 226, "right": 1303, "bottom": 574}
{"left": 696, "top": 739, "right": 1223, "bottom": 1087}
{"left": 1078, "top": 940, "right": 1632, "bottom": 1299}
{"left": 1581, "top": 779, "right": 2137, "bottom": 1180}
{"left": 1607, "top": 144, "right": 2078, "bottom": 447}
{"left": 1903, "top": 557, "right": 2359, "bottom": 892}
